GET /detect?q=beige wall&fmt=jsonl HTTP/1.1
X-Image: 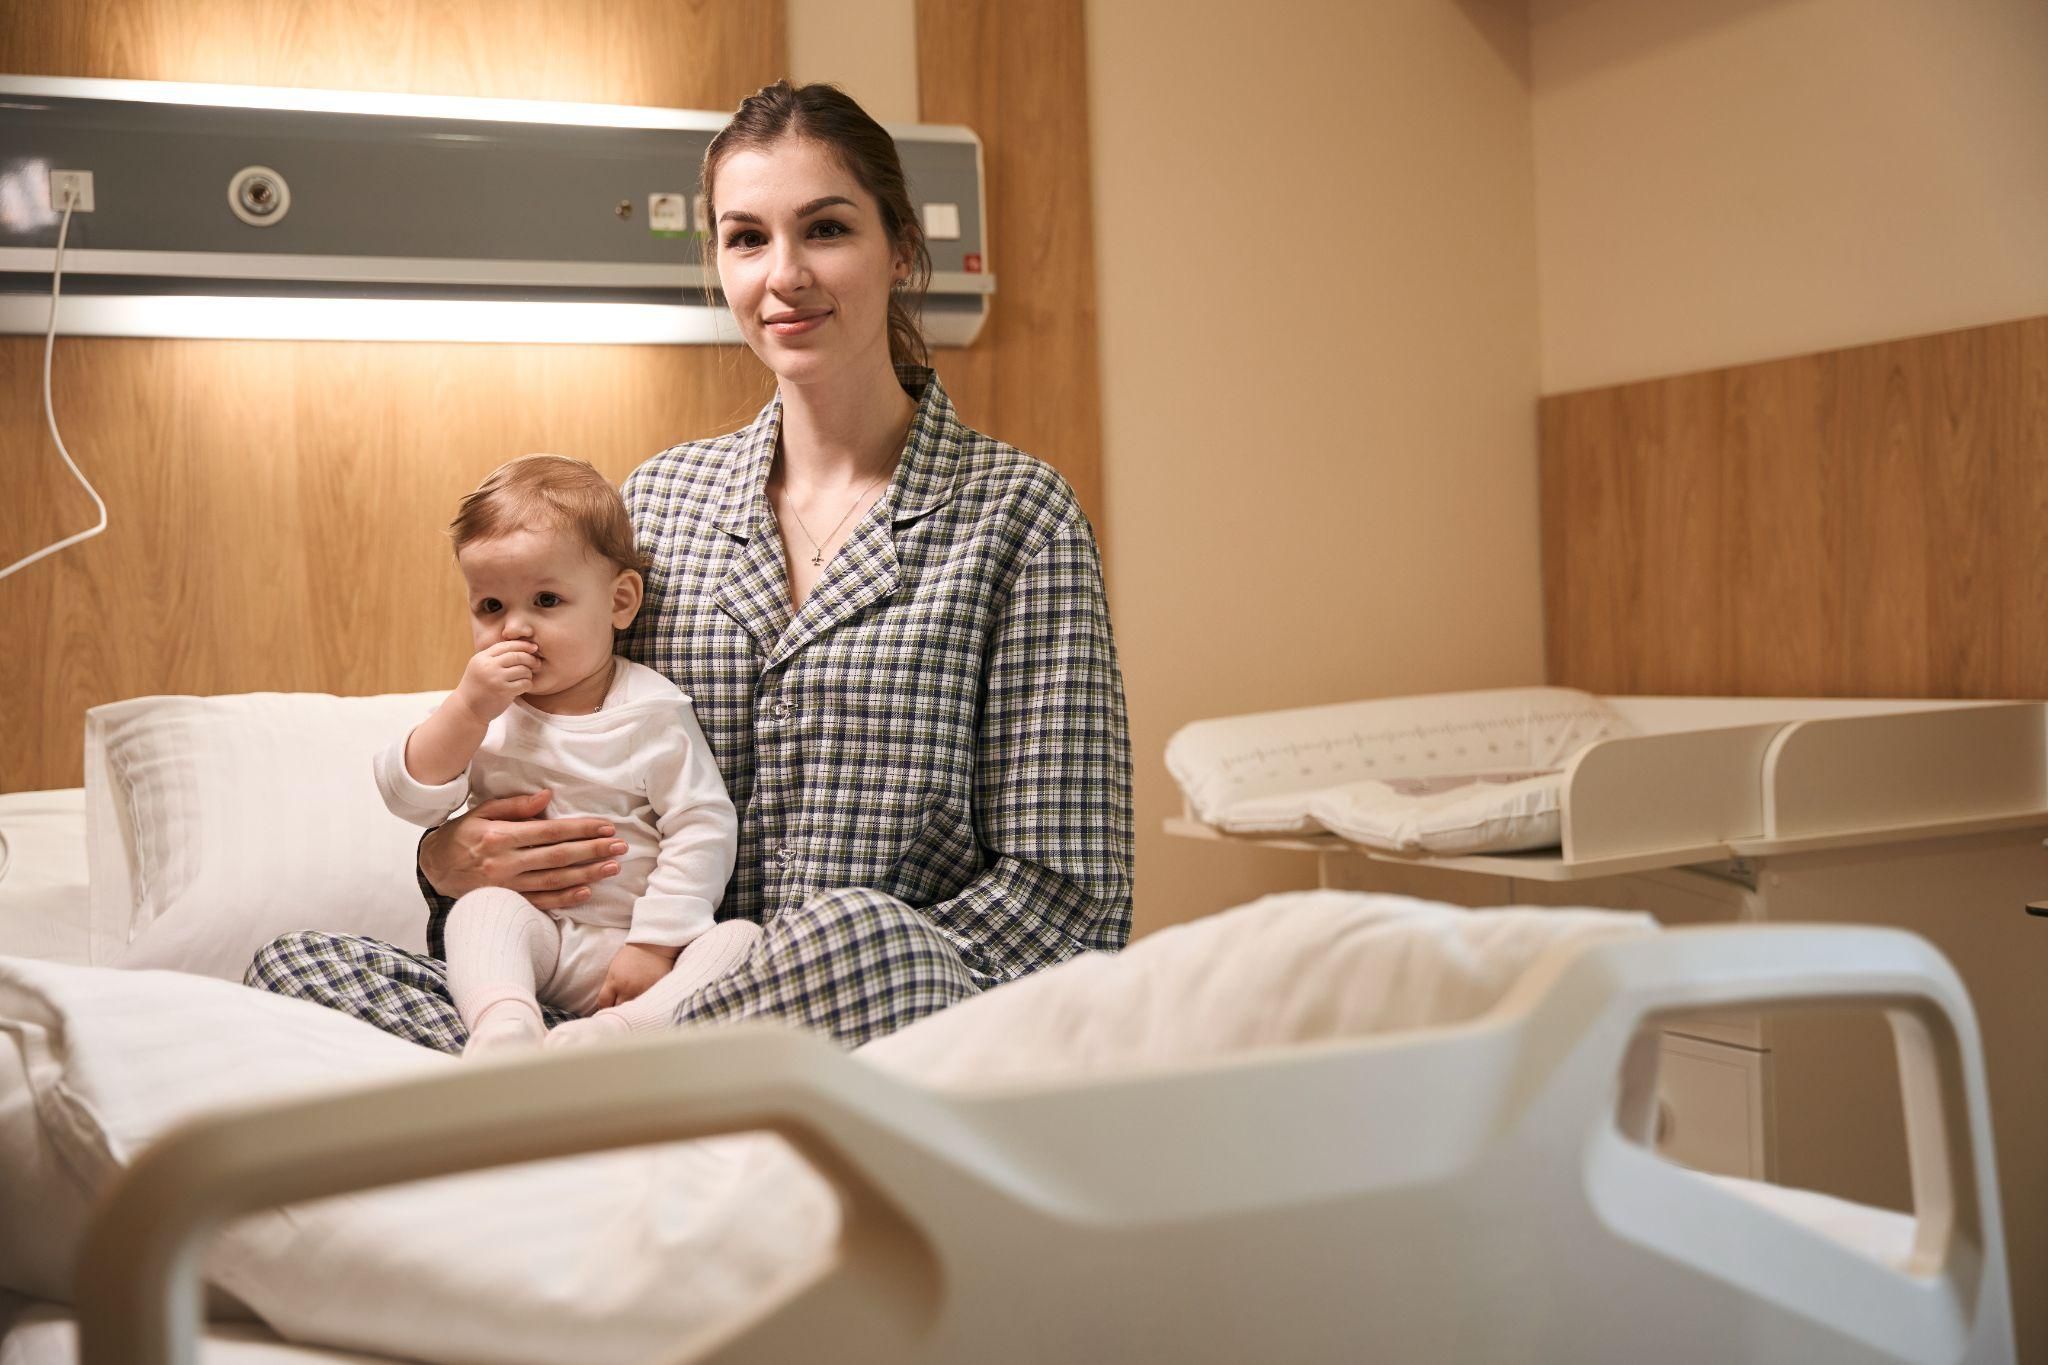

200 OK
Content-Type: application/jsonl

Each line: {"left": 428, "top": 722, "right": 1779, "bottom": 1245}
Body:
{"left": 1532, "top": 0, "right": 2048, "bottom": 394}
{"left": 1086, "top": 0, "right": 1548, "bottom": 935}
{"left": 787, "top": 0, "right": 919, "bottom": 123}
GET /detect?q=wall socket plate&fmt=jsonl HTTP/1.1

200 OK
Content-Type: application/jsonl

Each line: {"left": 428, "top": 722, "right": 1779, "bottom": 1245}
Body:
{"left": 48, "top": 169, "right": 94, "bottom": 211}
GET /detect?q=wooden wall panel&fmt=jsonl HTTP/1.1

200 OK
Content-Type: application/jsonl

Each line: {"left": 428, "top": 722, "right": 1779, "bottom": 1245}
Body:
{"left": 915, "top": 0, "right": 1105, "bottom": 531}
{"left": 0, "top": 1, "right": 786, "bottom": 792}
{"left": 1541, "top": 316, "right": 2048, "bottom": 701}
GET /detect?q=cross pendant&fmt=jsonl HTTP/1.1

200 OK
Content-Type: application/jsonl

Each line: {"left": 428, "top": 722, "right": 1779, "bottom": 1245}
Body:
{"left": 811, "top": 552, "right": 824, "bottom": 566}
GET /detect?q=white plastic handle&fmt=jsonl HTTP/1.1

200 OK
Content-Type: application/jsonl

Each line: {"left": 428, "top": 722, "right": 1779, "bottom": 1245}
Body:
{"left": 76, "top": 1025, "right": 961, "bottom": 1365}
{"left": 1533, "top": 925, "right": 1996, "bottom": 1278}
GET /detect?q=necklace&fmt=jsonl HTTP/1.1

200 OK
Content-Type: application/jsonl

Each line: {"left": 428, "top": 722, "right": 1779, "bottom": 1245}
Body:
{"left": 787, "top": 469, "right": 889, "bottom": 567}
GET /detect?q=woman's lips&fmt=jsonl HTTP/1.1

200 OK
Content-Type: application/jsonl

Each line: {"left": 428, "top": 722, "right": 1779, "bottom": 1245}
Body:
{"left": 766, "top": 310, "right": 830, "bottom": 336}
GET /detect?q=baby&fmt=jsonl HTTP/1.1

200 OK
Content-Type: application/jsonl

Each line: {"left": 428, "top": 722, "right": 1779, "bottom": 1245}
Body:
{"left": 376, "top": 454, "right": 754, "bottom": 1058}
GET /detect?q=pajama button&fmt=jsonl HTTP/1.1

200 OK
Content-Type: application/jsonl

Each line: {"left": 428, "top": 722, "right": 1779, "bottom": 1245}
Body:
{"left": 772, "top": 699, "right": 793, "bottom": 721}
{"left": 777, "top": 844, "right": 796, "bottom": 865}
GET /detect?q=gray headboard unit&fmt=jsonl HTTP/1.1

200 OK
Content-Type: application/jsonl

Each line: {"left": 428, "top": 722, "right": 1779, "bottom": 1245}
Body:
{"left": 0, "top": 76, "right": 992, "bottom": 344}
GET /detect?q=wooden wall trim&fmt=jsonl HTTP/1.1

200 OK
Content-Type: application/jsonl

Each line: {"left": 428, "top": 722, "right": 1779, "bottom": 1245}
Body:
{"left": 914, "top": 0, "right": 1106, "bottom": 534}
{"left": 1540, "top": 315, "right": 2048, "bottom": 700}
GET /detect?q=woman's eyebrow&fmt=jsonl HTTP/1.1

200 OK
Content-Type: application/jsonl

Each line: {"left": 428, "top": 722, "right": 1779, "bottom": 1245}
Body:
{"left": 718, "top": 195, "right": 856, "bottom": 226}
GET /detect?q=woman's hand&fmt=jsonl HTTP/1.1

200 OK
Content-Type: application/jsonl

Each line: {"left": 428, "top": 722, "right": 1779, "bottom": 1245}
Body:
{"left": 420, "top": 790, "right": 627, "bottom": 910}
{"left": 597, "top": 941, "right": 682, "bottom": 1009}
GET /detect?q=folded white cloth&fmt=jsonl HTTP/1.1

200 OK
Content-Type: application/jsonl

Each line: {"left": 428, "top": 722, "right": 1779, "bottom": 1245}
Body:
{"left": 861, "top": 892, "right": 1654, "bottom": 1085}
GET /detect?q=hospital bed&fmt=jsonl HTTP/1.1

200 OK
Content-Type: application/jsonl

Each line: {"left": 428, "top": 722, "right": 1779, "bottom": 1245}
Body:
{"left": 75, "top": 926, "right": 2015, "bottom": 1364}
{"left": 0, "top": 689, "right": 2024, "bottom": 1362}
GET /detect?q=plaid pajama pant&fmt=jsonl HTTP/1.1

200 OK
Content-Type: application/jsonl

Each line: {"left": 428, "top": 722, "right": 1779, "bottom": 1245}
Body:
{"left": 246, "top": 888, "right": 990, "bottom": 1052}
{"left": 246, "top": 365, "right": 1132, "bottom": 1054}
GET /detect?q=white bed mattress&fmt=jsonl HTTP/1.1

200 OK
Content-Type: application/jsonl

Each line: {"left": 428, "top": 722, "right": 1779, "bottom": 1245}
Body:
{"left": 0, "top": 1299, "right": 389, "bottom": 1364}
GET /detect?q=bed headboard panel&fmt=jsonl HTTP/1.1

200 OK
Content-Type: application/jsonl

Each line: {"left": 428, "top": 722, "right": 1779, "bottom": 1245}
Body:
{"left": 1539, "top": 314, "right": 2048, "bottom": 700}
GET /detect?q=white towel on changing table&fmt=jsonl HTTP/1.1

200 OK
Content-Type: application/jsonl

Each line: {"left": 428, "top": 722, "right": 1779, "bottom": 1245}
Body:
{"left": 0, "top": 893, "right": 1650, "bottom": 1365}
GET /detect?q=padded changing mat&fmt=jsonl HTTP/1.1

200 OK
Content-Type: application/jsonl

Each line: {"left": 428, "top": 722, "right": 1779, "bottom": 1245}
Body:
{"left": 1166, "top": 688, "right": 1634, "bottom": 854}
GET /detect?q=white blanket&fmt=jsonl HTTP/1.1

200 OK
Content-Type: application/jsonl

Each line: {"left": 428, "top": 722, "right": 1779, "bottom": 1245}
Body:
{"left": 0, "top": 893, "right": 1652, "bottom": 1364}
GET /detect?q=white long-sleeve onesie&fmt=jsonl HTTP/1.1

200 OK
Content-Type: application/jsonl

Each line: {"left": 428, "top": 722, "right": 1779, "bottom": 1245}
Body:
{"left": 375, "top": 658, "right": 738, "bottom": 952}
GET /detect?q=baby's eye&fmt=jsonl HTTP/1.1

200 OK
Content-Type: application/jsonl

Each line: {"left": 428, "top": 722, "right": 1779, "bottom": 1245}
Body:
{"left": 535, "top": 592, "right": 563, "bottom": 608}
{"left": 475, "top": 598, "right": 502, "bottom": 615}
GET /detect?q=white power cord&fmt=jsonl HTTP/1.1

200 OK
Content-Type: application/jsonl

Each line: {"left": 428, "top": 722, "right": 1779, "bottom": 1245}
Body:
{"left": 1, "top": 193, "right": 107, "bottom": 582}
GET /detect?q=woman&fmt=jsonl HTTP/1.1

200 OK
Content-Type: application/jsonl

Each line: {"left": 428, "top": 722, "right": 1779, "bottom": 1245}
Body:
{"left": 249, "top": 81, "right": 1133, "bottom": 1052}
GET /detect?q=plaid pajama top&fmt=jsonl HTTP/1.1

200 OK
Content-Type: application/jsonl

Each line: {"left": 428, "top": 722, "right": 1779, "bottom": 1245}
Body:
{"left": 589, "top": 364, "right": 1131, "bottom": 984}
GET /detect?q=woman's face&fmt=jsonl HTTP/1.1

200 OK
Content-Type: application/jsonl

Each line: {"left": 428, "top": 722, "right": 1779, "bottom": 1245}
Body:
{"left": 712, "top": 137, "right": 909, "bottom": 385}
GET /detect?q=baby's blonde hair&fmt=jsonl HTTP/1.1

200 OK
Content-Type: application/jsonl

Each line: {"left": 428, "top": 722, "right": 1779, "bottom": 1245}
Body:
{"left": 450, "top": 455, "right": 649, "bottom": 576}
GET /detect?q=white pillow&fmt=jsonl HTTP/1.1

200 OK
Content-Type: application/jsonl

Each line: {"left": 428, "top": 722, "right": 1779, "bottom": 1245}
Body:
{"left": 84, "top": 690, "right": 448, "bottom": 980}
{"left": 1164, "top": 686, "right": 1634, "bottom": 851}
{"left": 0, "top": 957, "right": 443, "bottom": 1305}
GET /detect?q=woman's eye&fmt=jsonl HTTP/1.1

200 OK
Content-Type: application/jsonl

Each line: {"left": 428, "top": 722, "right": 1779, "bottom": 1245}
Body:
{"left": 536, "top": 593, "right": 562, "bottom": 608}
{"left": 724, "top": 229, "right": 764, "bottom": 250}
{"left": 811, "top": 219, "right": 847, "bottom": 239}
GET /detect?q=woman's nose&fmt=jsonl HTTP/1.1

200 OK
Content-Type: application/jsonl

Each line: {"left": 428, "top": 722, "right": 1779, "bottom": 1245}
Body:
{"left": 768, "top": 243, "right": 813, "bottom": 297}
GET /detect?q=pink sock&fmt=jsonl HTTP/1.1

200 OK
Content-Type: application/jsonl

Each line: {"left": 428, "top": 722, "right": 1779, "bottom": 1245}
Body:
{"left": 445, "top": 888, "right": 560, "bottom": 1059}
{"left": 544, "top": 920, "right": 764, "bottom": 1050}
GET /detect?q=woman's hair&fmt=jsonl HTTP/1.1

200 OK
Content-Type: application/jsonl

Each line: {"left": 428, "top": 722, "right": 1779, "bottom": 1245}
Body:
{"left": 701, "top": 80, "right": 933, "bottom": 371}
{"left": 449, "top": 455, "right": 649, "bottom": 577}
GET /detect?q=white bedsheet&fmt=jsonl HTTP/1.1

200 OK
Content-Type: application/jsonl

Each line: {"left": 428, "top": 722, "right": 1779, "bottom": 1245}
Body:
{"left": 0, "top": 1305, "right": 388, "bottom": 1364}
{"left": 0, "top": 892, "right": 1919, "bottom": 1364}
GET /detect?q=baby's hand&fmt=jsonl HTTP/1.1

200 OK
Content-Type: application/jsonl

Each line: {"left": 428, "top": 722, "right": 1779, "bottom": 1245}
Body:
{"left": 597, "top": 941, "right": 682, "bottom": 1009}
{"left": 455, "top": 640, "right": 537, "bottom": 722}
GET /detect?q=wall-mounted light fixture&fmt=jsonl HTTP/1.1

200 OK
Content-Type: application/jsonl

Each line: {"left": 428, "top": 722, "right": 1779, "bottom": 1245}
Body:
{"left": 0, "top": 76, "right": 993, "bottom": 345}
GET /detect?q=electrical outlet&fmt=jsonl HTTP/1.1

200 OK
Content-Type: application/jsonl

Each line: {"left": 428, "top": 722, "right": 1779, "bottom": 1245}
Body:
{"left": 48, "top": 170, "right": 94, "bottom": 212}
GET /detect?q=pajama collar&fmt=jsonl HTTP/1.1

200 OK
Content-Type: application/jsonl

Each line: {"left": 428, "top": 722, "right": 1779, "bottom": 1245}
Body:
{"left": 712, "top": 364, "right": 964, "bottom": 540}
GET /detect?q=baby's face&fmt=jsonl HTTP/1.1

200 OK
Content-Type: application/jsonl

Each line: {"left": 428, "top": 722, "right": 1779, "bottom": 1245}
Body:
{"left": 456, "top": 526, "right": 636, "bottom": 702}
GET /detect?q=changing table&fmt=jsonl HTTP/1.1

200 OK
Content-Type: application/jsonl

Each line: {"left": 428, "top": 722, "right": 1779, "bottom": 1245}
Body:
{"left": 1169, "top": 694, "right": 2048, "bottom": 1349}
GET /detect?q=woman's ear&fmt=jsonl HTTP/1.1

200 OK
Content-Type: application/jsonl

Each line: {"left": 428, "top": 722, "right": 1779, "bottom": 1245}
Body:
{"left": 611, "top": 569, "right": 645, "bottom": 629}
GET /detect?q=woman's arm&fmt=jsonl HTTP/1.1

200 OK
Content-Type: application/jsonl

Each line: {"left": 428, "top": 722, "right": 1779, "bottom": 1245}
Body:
{"left": 868, "top": 511, "right": 1135, "bottom": 981}
{"left": 417, "top": 794, "right": 629, "bottom": 956}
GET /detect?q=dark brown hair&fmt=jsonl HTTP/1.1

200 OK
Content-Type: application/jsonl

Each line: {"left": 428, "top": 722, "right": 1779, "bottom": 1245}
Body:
{"left": 449, "top": 455, "right": 649, "bottom": 578}
{"left": 701, "top": 80, "right": 932, "bottom": 371}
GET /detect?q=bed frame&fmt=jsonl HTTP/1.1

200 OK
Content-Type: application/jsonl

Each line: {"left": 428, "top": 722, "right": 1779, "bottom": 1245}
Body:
{"left": 78, "top": 925, "right": 2013, "bottom": 1364}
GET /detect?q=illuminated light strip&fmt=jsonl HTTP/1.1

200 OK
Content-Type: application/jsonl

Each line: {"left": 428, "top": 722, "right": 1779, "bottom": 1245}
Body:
{"left": 0, "top": 247, "right": 999, "bottom": 295}
{"left": 0, "top": 293, "right": 988, "bottom": 346}
{"left": 0, "top": 75, "right": 981, "bottom": 142}
{"left": 0, "top": 246, "right": 711, "bottom": 290}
